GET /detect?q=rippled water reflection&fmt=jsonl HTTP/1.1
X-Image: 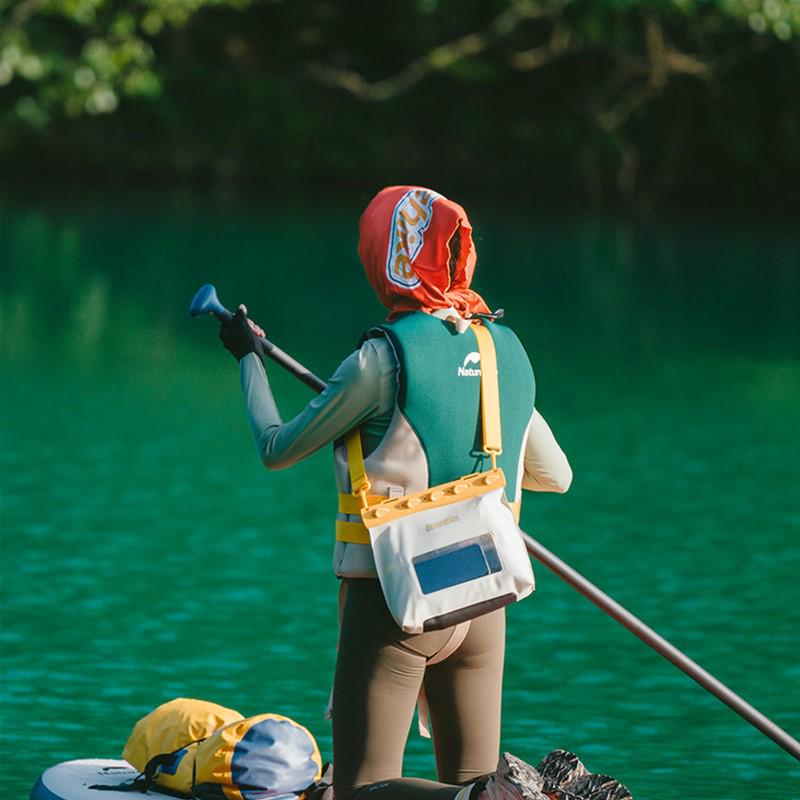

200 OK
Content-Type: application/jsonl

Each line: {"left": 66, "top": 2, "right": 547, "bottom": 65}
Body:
{"left": 2, "top": 188, "right": 799, "bottom": 797}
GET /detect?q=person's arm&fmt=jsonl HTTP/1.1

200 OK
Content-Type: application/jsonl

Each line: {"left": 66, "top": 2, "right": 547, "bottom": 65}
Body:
{"left": 239, "top": 337, "right": 395, "bottom": 469}
{"left": 522, "top": 409, "right": 573, "bottom": 493}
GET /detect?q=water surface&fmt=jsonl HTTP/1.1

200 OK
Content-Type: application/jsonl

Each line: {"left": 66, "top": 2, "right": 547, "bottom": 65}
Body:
{"left": 2, "top": 188, "right": 799, "bottom": 798}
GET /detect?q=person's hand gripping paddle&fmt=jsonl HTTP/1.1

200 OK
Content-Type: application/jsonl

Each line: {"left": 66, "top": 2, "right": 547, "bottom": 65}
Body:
{"left": 190, "top": 283, "right": 325, "bottom": 392}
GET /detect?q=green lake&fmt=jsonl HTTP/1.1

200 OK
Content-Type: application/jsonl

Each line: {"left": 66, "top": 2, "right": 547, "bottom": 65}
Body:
{"left": 1, "top": 187, "right": 799, "bottom": 798}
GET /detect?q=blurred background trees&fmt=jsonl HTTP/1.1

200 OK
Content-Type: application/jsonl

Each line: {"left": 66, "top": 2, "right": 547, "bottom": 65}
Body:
{"left": 2, "top": 0, "right": 798, "bottom": 208}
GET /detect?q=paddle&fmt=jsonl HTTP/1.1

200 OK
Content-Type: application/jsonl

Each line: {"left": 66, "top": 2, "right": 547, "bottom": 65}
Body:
{"left": 190, "top": 283, "right": 800, "bottom": 763}
{"left": 190, "top": 284, "right": 325, "bottom": 393}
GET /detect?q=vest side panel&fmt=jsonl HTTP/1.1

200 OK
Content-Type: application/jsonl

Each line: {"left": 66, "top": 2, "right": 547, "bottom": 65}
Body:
{"left": 332, "top": 405, "right": 429, "bottom": 578}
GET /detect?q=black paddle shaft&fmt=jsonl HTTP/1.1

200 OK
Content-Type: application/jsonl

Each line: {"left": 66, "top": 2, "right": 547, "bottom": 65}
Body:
{"left": 220, "top": 304, "right": 800, "bottom": 763}
{"left": 214, "top": 305, "right": 326, "bottom": 394}
{"left": 518, "top": 532, "right": 800, "bottom": 762}
{"left": 256, "top": 338, "right": 326, "bottom": 394}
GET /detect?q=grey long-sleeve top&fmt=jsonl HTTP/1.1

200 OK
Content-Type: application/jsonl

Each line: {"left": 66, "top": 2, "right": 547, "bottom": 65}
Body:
{"left": 240, "top": 336, "right": 572, "bottom": 493}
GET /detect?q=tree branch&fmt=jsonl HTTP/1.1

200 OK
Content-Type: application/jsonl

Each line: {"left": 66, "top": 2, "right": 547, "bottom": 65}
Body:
{"left": 12, "top": 0, "right": 45, "bottom": 28}
{"left": 508, "top": 21, "right": 571, "bottom": 70}
{"left": 305, "top": 0, "right": 565, "bottom": 101}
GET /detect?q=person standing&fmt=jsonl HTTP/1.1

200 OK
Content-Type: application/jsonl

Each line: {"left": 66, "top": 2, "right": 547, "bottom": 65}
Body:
{"left": 219, "top": 186, "right": 630, "bottom": 800}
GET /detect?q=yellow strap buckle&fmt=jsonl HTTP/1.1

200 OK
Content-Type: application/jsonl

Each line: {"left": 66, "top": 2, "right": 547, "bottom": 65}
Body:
{"left": 483, "top": 446, "right": 502, "bottom": 470}
{"left": 345, "top": 429, "right": 373, "bottom": 509}
{"left": 351, "top": 476, "right": 372, "bottom": 508}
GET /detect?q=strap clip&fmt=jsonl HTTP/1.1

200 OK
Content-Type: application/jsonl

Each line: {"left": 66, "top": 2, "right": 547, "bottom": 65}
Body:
{"left": 351, "top": 476, "right": 372, "bottom": 508}
{"left": 483, "top": 446, "right": 502, "bottom": 470}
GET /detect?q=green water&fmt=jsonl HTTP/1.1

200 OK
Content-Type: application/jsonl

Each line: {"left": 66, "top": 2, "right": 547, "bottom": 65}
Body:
{"left": 2, "top": 188, "right": 799, "bottom": 798}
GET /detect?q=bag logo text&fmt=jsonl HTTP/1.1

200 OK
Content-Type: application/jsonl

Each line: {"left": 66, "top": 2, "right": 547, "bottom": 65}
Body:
{"left": 425, "top": 515, "right": 460, "bottom": 531}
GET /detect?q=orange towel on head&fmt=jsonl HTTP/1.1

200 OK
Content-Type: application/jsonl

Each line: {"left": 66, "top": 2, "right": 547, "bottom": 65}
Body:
{"left": 358, "top": 186, "right": 491, "bottom": 320}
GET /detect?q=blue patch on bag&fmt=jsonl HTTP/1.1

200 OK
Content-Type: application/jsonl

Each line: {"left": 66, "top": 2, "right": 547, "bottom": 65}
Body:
{"left": 158, "top": 748, "right": 188, "bottom": 776}
{"left": 413, "top": 534, "right": 503, "bottom": 594}
{"left": 231, "top": 718, "right": 318, "bottom": 794}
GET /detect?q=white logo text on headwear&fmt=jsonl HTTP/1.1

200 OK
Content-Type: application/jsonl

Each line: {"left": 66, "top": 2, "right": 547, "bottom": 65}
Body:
{"left": 458, "top": 352, "right": 481, "bottom": 377}
{"left": 386, "top": 188, "right": 440, "bottom": 289}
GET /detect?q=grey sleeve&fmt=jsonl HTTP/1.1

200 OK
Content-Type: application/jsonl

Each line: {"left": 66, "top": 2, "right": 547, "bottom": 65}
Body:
{"left": 238, "top": 338, "right": 394, "bottom": 469}
{"left": 522, "top": 408, "right": 573, "bottom": 493}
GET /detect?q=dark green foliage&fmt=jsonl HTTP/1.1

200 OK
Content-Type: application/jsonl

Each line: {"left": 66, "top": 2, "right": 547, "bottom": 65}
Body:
{"left": 2, "top": 0, "right": 798, "bottom": 207}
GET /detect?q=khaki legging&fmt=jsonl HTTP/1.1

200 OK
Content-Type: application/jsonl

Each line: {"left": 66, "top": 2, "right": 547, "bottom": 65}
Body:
{"left": 332, "top": 579, "right": 505, "bottom": 800}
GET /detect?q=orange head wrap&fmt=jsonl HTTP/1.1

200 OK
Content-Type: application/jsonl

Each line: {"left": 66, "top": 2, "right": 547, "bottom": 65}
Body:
{"left": 358, "top": 186, "right": 491, "bottom": 319}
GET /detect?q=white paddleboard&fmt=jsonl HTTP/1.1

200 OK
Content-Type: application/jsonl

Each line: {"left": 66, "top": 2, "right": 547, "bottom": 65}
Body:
{"left": 29, "top": 759, "right": 158, "bottom": 800}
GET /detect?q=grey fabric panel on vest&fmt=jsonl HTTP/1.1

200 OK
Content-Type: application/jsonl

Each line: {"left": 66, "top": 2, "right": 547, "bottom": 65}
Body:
{"left": 332, "top": 408, "right": 428, "bottom": 496}
{"left": 364, "top": 407, "right": 429, "bottom": 496}
{"left": 332, "top": 540, "right": 379, "bottom": 578}
{"left": 333, "top": 407, "right": 429, "bottom": 578}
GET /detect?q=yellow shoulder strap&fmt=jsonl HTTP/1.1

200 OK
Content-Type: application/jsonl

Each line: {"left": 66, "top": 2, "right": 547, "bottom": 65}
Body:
{"left": 346, "top": 429, "right": 371, "bottom": 509}
{"left": 345, "top": 321, "right": 503, "bottom": 510}
{"left": 471, "top": 322, "right": 502, "bottom": 466}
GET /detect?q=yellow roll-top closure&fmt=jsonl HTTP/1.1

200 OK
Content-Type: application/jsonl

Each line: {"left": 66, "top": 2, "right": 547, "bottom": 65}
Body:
{"left": 360, "top": 469, "right": 507, "bottom": 527}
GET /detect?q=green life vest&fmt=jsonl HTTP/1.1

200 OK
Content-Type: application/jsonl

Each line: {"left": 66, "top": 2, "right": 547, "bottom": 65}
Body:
{"left": 379, "top": 312, "right": 535, "bottom": 491}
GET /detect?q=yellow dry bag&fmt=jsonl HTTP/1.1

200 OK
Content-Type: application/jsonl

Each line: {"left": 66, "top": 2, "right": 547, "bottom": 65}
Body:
{"left": 122, "top": 698, "right": 322, "bottom": 799}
